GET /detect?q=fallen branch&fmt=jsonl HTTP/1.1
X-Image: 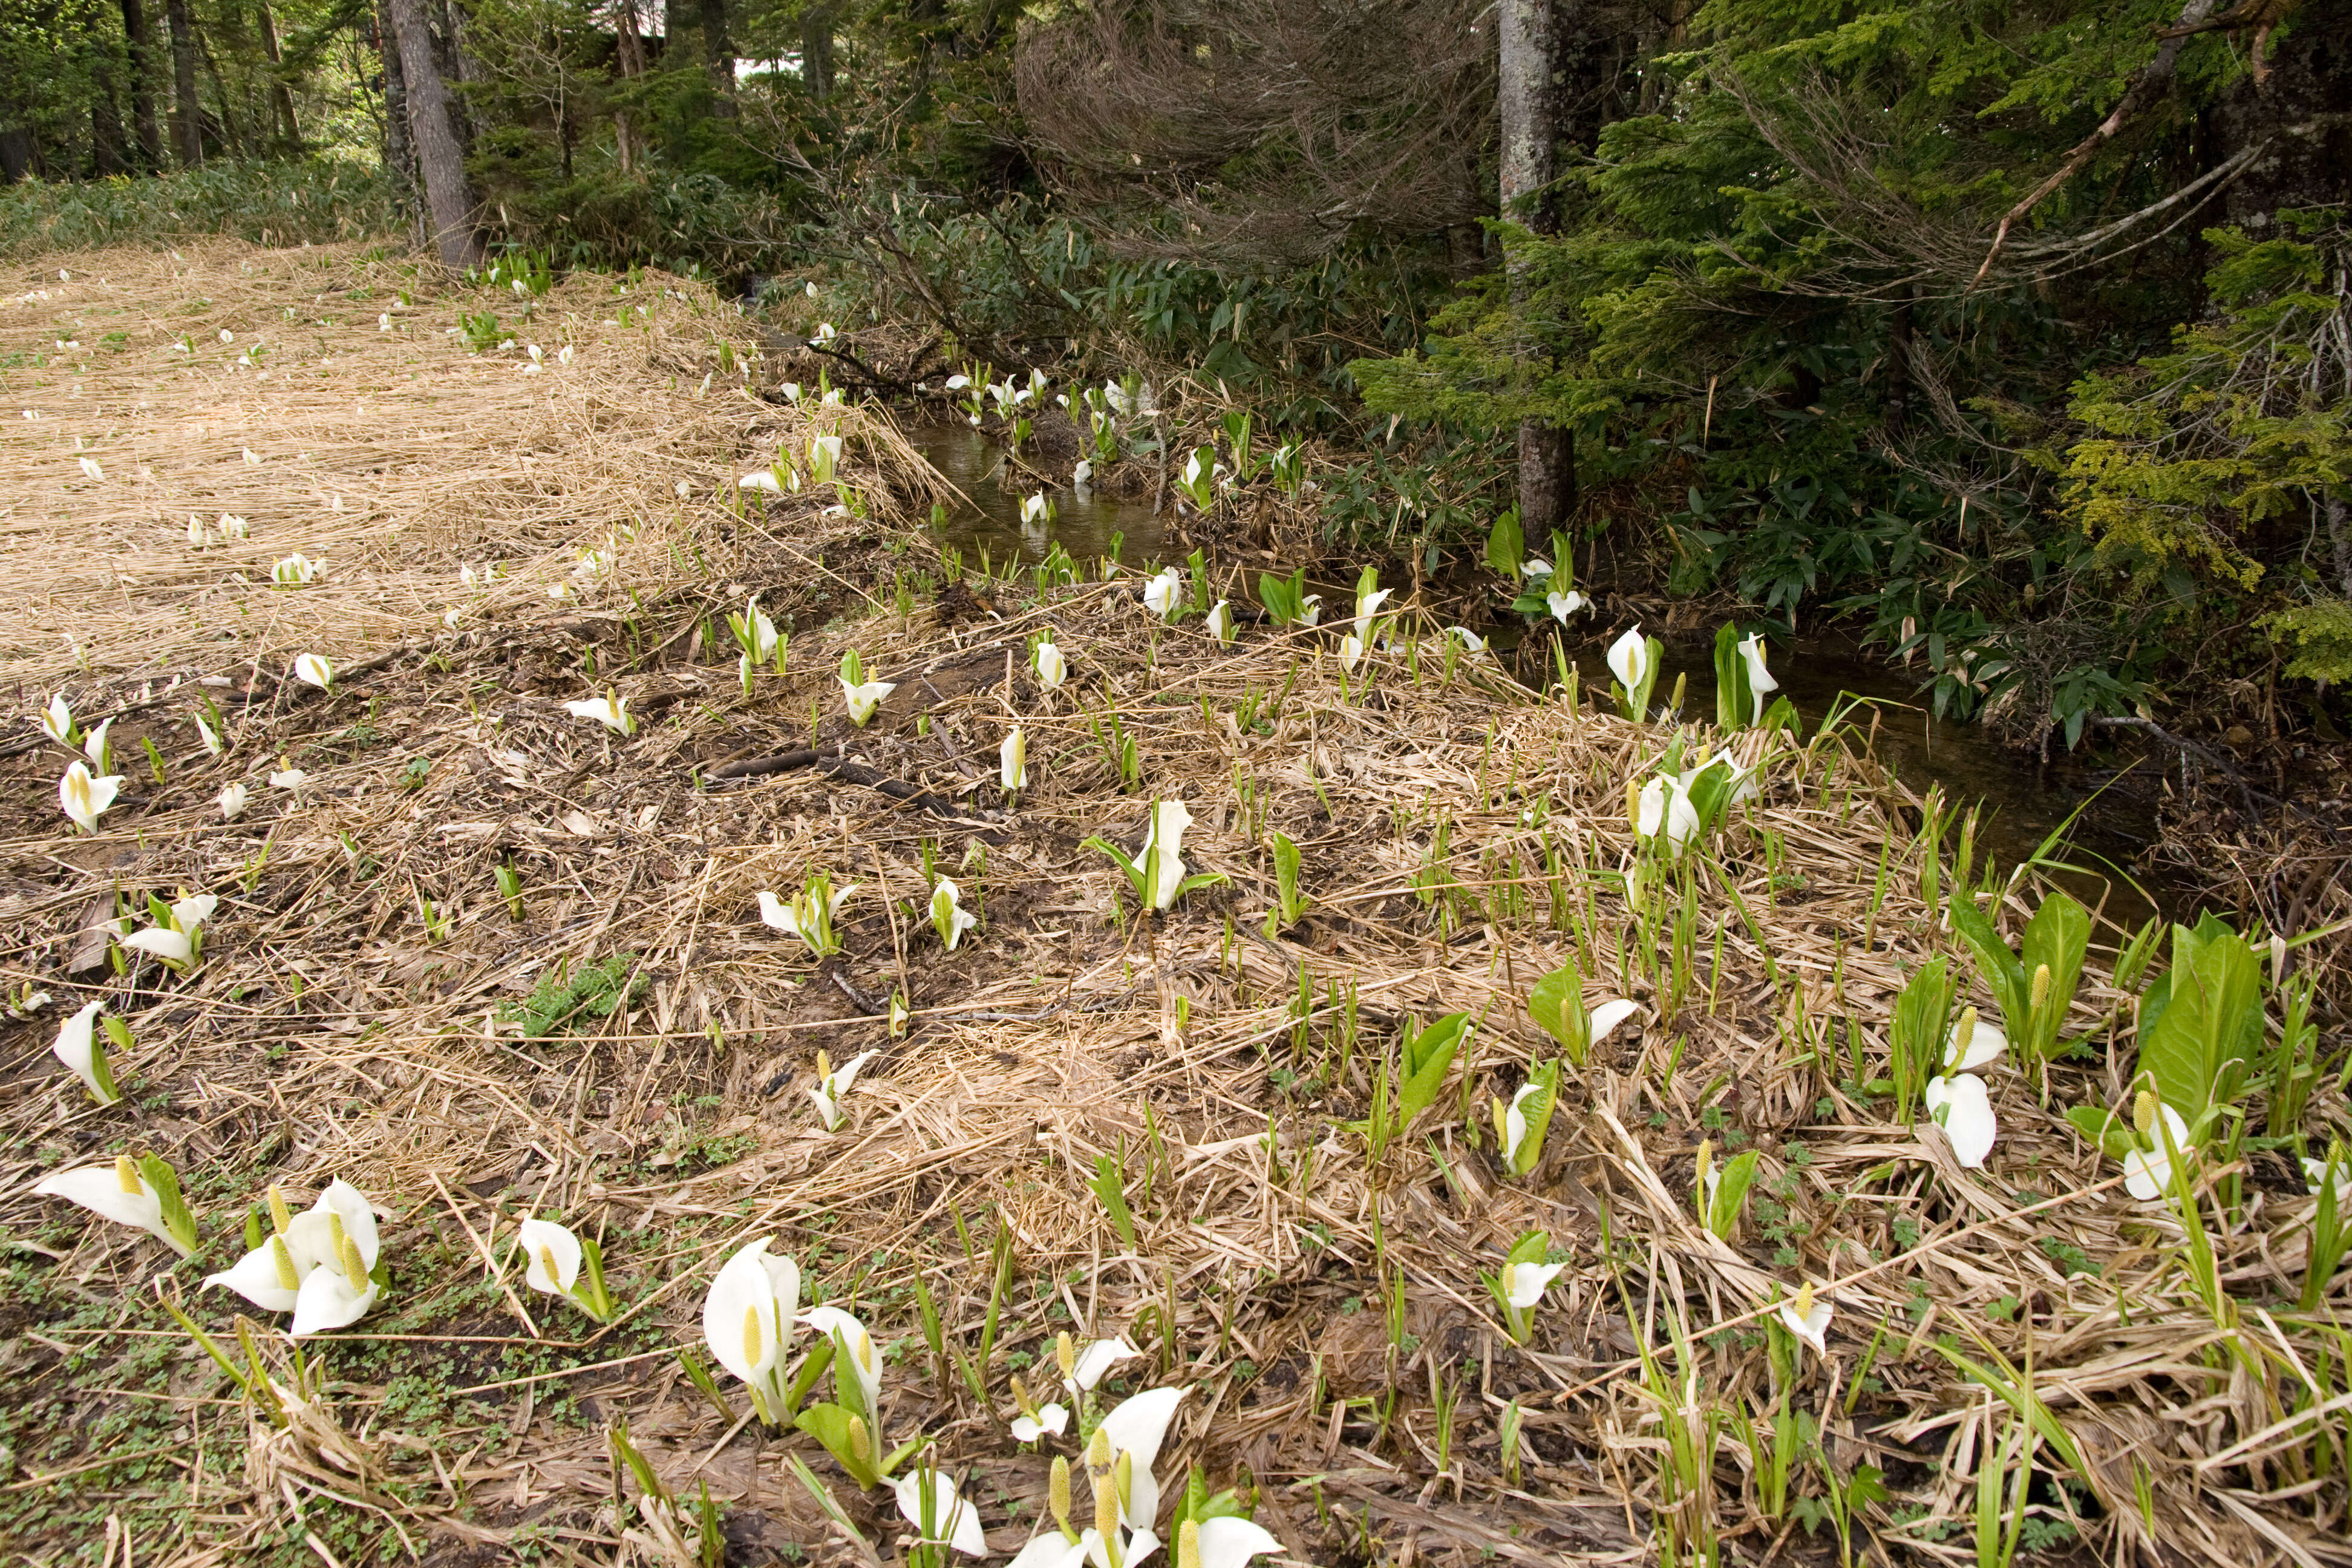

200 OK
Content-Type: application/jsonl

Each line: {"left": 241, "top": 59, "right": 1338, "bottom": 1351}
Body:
{"left": 1970, "top": 0, "right": 2221, "bottom": 288}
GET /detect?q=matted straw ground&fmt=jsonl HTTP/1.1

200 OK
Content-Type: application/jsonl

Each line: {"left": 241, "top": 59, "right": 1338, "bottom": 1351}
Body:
{"left": 0, "top": 242, "right": 2345, "bottom": 1568}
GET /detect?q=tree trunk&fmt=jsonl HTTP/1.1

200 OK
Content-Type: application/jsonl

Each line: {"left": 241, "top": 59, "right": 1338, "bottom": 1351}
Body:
{"left": 120, "top": 0, "right": 163, "bottom": 170}
{"left": 2213, "top": 0, "right": 2352, "bottom": 225}
{"left": 612, "top": 0, "right": 645, "bottom": 172}
{"left": 195, "top": 20, "right": 246, "bottom": 159}
{"left": 375, "top": 1, "right": 424, "bottom": 248}
{"left": 802, "top": 3, "right": 835, "bottom": 103}
{"left": 698, "top": 0, "right": 733, "bottom": 91}
{"left": 256, "top": 1, "right": 300, "bottom": 150}
{"left": 0, "top": 129, "right": 33, "bottom": 185}
{"left": 88, "top": 22, "right": 129, "bottom": 177}
{"left": 165, "top": 0, "right": 202, "bottom": 165}
{"left": 384, "top": 0, "right": 483, "bottom": 266}
{"left": 1886, "top": 287, "right": 1913, "bottom": 439}
{"left": 1498, "top": 0, "right": 1574, "bottom": 537}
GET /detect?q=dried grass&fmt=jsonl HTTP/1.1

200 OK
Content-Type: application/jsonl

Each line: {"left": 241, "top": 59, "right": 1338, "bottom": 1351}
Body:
{"left": 1, "top": 241, "right": 2347, "bottom": 1568}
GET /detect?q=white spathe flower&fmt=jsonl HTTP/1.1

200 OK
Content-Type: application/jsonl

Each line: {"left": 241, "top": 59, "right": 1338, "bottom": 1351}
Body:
{"left": 218, "top": 781, "right": 249, "bottom": 819}
{"left": 122, "top": 925, "right": 192, "bottom": 964}
{"left": 1778, "top": 1285, "right": 1832, "bottom": 1356}
{"left": 780, "top": 382, "right": 803, "bottom": 403}
{"left": 2303, "top": 1156, "right": 2352, "bottom": 1207}
{"left": 243, "top": 447, "right": 260, "bottom": 466}
{"left": 1736, "top": 632, "right": 1780, "bottom": 724}
{"left": 1189, "top": 1518, "right": 1285, "bottom": 1568}
{"left": 1036, "top": 641, "right": 1068, "bottom": 689}
{"left": 1923, "top": 1073, "right": 1996, "bottom": 1169}
{"left": 218, "top": 514, "right": 247, "bottom": 538}
{"left": 1547, "top": 589, "right": 1590, "bottom": 624}
{"left": 841, "top": 676, "right": 895, "bottom": 726}
{"left": 740, "top": 468, "right": 783, "bottom": 494}
{"left": 1607, "top": 626, "right": 1649, "bottom": 690}
{"left": 1353, "top": 586, "right": 1393, "bottom": 642}
{"left": 1010, "top": 1402, "right": 1069, "bottom": 1442}
{"left": 2124, "top": 1103, "right": 2193, "bottom": 1201}
{"left": 292, "top": 653, "right": 334, "bottom": 690}
{"left": 1500, "top": 1082, "right": 1543, "bottom": 1169}
{"left": 564, "top": 695, "right": 633, "bottom": 736}
{"left": 1338, "top": 632, "right": 1364, "bottom": 673}
{"left": 38, "top": 692, "right": 73, "bottom": 744}
{"left": 802, "top": 1302, "right": 883, "bottom": 1416}
{"left": 219, "top": 329, "right": 232, "bottom": 342}
{"left": 1521, "top": 557, "right": 1553, "bottom": 578}
{"left": 808, "top": 1049, "right": 877, "bottom": 1131}
{"left": 1204, "top": 600, "right": 1233, "bottom": 644}
{"left": 195, "top": 711, "right": 223, "bottom": 757}
{"left": 1943, "top": 1014, "right": 2008, "bottom": 1074}
{"left": 1298, "top": 595, "right": 1322, "bottom": 626}
{"left": 932, "top": 877, "right": 979, "bottom": 950}
{"left": 172, "top": 893, "right": 218, "bottom": 932}
{"left": 757, "top": 883, "right": 857, "bottom": 947}
{"left": 743, "top": 596, "right": 779, "bottom": 661}
{"left": 1635, "top": 775, "right": 1701, "bottom": 854}
{"left": 518, "top": 1217, "right": 583, "bottom": 1296}
{"left": 1142, "top": 567, "right": 1183, "bottom": 620}
{"left": 702, "top": 1238, "right": 800, "bottom": 1417}
{"left": 808, "top": 433, "right": 844, "bottom": 483}
{"left": 268, "top": 767, "right": 307, "bottom": 790}
{"left": 205, "top": 1178, "right": 381, "bottom": 1313}
{"left": 292, "top": 1253, "right": 380, "bottom": 1336}
{"left": 78, "top": 456, "right": 104, "bottom": 482}
{"left": 188, "top": 514, "right": 208, "bottom": 547}
{"left": 1506, "top": 1259, "right": 1566, "bottom": 1312}
{"left": 1002, "top": 727, "right": 1028, "bottom": 791}
{"left": 1589, "top": 1001, "right": 1642, "bottom": 1051}
{"left": 34, "top": 1160, "right": 191, "bottom": 1256}
{"left": 51, "top": 1000, "right": 119, "bottom": 1105}
{"left": 1137, "top": 799, "right": 1194, "bottom": 911}
{"left": 1066, "top": 1337, "right": 1140, "bottom": 1394}
{"left": 945, "top": 374, "right": 971, "bottom": 390}
{"left": 527, "top": 344, "right": 544, "bottom": 363}
{"left": 1447, "top": 626, "right": 1488, "bottom": 657}
{"left": 1073, "top": 459, "right": 1093, "bottom": 485}
{"left": 1022, "top": 492, "right": 1051, "bottom": 527}
{"left": 1097, "top": 1385, "right": 1188, "bottom": 1529}
{"left": 81, "top": 717, "right": 112, "bottom": 768}
{"left": 379, "top": 313, "right": 392, "bottom": 331}
{"left": 895, "top": 1470, "right": 988, "bottom": 1557}
{"left": 60, "top": 760, "right": 123, "bottom": 834}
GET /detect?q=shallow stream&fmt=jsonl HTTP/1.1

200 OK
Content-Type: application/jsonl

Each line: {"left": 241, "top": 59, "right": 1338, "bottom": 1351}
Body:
{"left": 908, "top": 422, "right": 2170, "bottom": 924}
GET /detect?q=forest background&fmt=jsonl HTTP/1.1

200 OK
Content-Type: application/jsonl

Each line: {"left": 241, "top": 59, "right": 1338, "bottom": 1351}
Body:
{"left": 4, "top": 0, "right": 2350, "bottom": 752}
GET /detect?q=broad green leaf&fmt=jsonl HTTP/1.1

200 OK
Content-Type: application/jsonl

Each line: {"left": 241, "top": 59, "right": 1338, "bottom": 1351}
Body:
{"left": 1947, "top": 896, "right": 2028, "bottom": 1029}
{"left": 2019, "top": 891, "right": 2091, "bottom": 1057}
{"left": 794, "top": 1402, "right": 880, "bottom": 1489}
{"left": 2063, "top": 1105, "right": 2136, "bottom": 1163}
{"left": 1398, "top": 1013, "right": 1469, "bottom": 1125}
{"left": 1707, "top": 1149, "right": 1760, "bottom": 1238}
{"left": 1527, "top": 965, "right": 1586, "bottom": 1059}
{"left": 1508, "top": 1060, "right": 1561, "bottom": 1177}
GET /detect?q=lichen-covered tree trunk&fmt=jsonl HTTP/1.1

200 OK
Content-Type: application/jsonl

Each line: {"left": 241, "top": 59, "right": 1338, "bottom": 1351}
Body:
{"left": 1499, "top": 0, "right": 1575, "bottom": 537}
{"left": 384, "top": 0, "right": 483, "bottom": 267}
